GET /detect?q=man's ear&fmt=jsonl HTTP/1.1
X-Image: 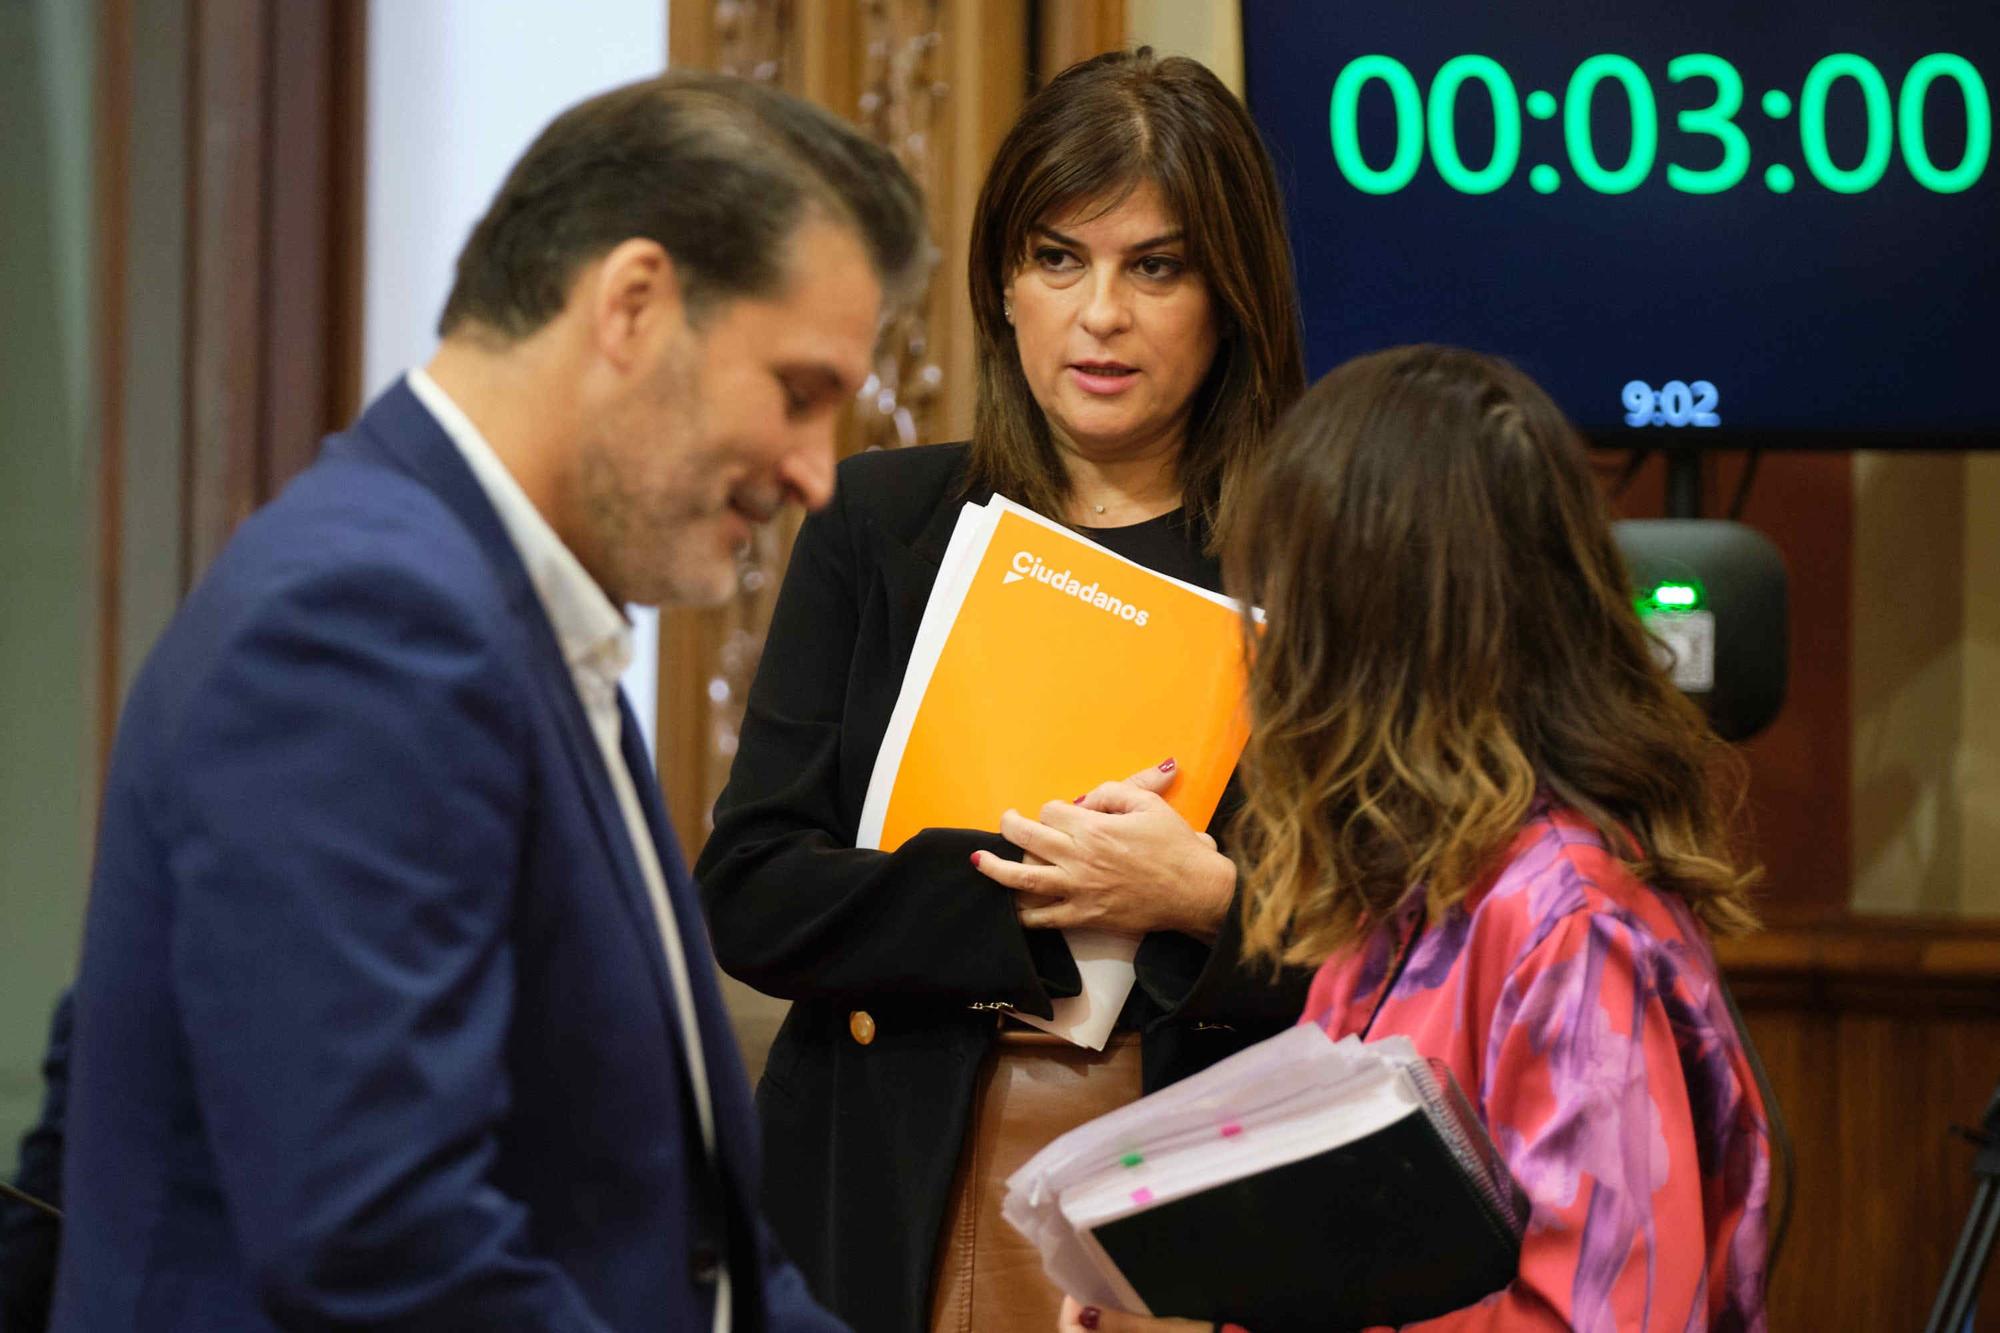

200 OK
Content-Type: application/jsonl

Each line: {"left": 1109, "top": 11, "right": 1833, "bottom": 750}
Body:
{"left": 587, "top": 237, "right": 683, "bottom": 372}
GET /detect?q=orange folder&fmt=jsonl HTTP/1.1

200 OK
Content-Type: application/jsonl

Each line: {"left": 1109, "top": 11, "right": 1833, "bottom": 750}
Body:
{"left": 857, "top": 496, "right": 1253, "bottom": 1046}
{"left": 861, "top": 496, "right": 1251, "bottom": 852}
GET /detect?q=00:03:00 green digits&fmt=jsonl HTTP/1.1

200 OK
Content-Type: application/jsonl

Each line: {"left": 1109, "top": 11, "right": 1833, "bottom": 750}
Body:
{"left": 1329, "top": 52, "right": 1992, "bottom": 195}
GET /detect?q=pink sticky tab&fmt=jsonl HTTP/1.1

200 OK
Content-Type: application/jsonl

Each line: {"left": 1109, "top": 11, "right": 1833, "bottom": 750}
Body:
{"left": 1219, "top": 1122, "right": 1243, "bottom": 1138}
{"left": 1130, "top": 1187, "right": 1154, "bottom": 1206}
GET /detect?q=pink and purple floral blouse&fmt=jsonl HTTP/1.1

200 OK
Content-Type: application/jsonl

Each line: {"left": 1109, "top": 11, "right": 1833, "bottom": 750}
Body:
{"left": 1300, "top": 804, "right": 1771, "bottom": 1332}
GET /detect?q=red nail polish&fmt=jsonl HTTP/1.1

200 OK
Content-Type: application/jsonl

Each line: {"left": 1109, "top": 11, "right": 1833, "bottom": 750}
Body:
{"left": 1073, "top": 795, "right": 1086, "bottom": 804}
{"left": 1079, "top": 1307, "right": 1102, "bottom": 1331}
{"left": 1158, "top": 757, "right": 1176, "bottom": 773}
{"left": 969, "top": 851, "right": 981, "bottom": 867}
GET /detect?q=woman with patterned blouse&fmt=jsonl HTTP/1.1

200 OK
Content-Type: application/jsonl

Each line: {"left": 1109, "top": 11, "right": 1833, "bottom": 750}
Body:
{"left": 1045, "top": 345, "right": 1771, "bottom": 1333}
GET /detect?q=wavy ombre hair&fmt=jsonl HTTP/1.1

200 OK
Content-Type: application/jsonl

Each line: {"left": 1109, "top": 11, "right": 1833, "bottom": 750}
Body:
{"left": 1226, "top": 346, "right": 1759, "bottom": 968}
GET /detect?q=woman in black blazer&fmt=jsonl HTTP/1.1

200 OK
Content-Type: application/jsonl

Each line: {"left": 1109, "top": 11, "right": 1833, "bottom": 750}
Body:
{"left": 697, "top": 49, "right": 1309, "bottom": 1332}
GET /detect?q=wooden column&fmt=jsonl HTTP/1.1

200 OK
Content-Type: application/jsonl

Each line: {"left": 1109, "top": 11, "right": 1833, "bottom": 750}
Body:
{"left": 93, "top": 0, "right": 366, "bottom": 770}
{"left": 93, "top": 0, "right": 134, "bottom": 787}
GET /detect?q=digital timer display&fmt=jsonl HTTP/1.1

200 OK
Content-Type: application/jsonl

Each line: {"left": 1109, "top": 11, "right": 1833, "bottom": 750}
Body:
{"left": 1243, "top": 2, "right": 2000, "bottom": 447}
{"left": 1328, "top": 53, "right": 1988, "bottom": 198}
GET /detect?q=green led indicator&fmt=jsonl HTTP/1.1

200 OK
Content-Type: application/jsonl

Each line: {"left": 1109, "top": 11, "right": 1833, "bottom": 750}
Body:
{"left": 1120, "top": 1151, "right": 1145, "bottom": 1168}
{"left": 1643, "top": 580, "right": 1705, "bottom": 613}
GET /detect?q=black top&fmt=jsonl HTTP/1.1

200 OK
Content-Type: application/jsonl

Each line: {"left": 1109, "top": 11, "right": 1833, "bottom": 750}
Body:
{"left": 1073, "top": 507, "right": 1210, "bottom": 581}
{"left": 696, "top": 443, "right": 1310, "bottom": 1333}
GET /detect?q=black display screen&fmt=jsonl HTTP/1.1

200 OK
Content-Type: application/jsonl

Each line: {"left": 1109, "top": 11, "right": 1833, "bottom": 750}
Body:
{"left": 1242, "top": 1, "right": 1999, "bottom": 447}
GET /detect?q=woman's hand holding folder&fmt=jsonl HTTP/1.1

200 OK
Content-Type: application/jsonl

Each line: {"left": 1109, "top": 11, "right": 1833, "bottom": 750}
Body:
{"left": 972, "top": 759, "right": 1237, "bottom": 942}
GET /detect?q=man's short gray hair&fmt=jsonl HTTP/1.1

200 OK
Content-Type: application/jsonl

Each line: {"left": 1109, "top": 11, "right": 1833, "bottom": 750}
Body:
{"left": 439, "top": 71, "right": 927, "bottom": 339}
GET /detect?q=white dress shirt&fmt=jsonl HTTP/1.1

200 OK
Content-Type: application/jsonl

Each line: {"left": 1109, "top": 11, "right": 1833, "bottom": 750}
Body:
{"left": 407, "top": 368, "right": 730, "bottom": 1331}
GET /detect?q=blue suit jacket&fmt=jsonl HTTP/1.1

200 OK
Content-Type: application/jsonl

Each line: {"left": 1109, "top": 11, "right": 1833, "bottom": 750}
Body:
{"left": 52, "top": 383, "right": 844, "bottom": 1332}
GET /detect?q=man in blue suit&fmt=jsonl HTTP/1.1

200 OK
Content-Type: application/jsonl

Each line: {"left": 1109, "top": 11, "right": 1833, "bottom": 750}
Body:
{"left": 51, "top": 73, "right": 921, "bottom": 1331}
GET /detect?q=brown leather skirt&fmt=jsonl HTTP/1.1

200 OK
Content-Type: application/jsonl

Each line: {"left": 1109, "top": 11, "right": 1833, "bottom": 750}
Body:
{"left": 928, "top": 1027, "right": 1144, "bottom": 1333}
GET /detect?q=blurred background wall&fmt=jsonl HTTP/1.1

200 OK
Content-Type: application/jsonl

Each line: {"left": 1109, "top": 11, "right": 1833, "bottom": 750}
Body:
{"left": 0, "top": 0, "right": 98, "bottom": 1153}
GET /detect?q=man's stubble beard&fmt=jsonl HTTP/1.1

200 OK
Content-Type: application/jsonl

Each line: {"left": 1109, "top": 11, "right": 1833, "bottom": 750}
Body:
{"left": 571, "top": 333, "right": 743, "bottom": 608}
{"left": 574, "top": 404, "right": 748, "bottom": 611}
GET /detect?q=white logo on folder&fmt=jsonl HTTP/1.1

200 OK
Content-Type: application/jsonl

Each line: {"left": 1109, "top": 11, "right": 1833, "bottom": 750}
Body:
{"left": 1007, "top": 549, "right": 1151, "bottom": 626}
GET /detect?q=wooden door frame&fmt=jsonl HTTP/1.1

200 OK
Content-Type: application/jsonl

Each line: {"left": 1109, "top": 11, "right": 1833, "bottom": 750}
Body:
{"left": 91, "top": 0, "right": 366, "bottom": 781}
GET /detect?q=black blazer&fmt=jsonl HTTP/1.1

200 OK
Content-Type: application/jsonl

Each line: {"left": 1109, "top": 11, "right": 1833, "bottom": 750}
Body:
{"left": 698, "top": 443, "right": 1309, "bottom": 1333}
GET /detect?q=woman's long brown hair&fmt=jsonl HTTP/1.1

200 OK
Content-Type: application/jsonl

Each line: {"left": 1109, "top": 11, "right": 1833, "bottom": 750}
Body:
{"left": 965, "top": 48, "right": 1306, "bottom": 547}
{"left": 1227, "top": 346, "right": 1760, "bottom": 968}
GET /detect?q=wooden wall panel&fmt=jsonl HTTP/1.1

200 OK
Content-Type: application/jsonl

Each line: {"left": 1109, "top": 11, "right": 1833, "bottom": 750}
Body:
{"left": 183, "top": 0, "right": 271, "bottom": 581}
{"left": 1033, "top": 0, "right": 1123, "bottom": 84}
{"left": 93, "top": 0, "right": 134, "bottom": 786}
{"left": 1719, "top": 918, "right": 2000, "bottom": 1328}
{"left": 263, "top": 0, "right": 368, "bottom": 490}
{"left": 93, "top": 0, "right": 367, "bottom": 761}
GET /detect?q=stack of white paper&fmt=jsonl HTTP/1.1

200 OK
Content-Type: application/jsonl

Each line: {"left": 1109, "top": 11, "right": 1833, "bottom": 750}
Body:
{"left": 1002, "top": 1026, "right": 1528, "bottom": 1326}
{"left": 1001, "top": 1025, "right": 1425, "bottom": 1308}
